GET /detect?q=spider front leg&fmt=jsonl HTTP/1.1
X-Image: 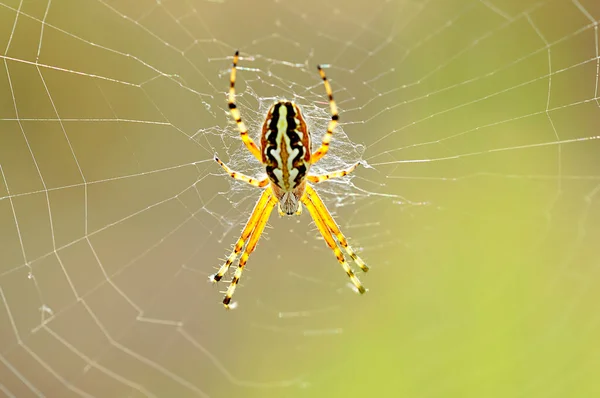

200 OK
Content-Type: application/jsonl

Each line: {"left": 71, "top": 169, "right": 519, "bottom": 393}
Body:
{"left": 223, "top": 194, "right": 277, "bottom": 309}
{"left": 214, "top": 154, "right": 268, "bottom": 187}
{"left": 210, "top": 188, "right": 273, "bottom": 284}
{"left": 310, "top": 65, "right": 339, "bottom": 164}
{"left": 301, "top": 190, "right": 367, "bottom": 294}
{"left": 229, "top": 50, "right": 262, "bottom": 162}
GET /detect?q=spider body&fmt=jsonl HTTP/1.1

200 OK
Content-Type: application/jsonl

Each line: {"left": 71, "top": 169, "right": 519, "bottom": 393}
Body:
{"left": 261, "top": 101, "right": 311, "bottom": 215}
{"left": 211, "top": 51, "right": 369, "bottom": 308}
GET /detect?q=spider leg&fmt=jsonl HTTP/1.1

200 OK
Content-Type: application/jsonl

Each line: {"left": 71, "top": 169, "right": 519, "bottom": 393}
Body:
{"left": 301, "top": 192, "right": 366, "bottom": 294}
{"left": 307, "top": 162, "right": 359, "bottom": 184}
{"left": 214, "top": 154, "right": 269, "bottom": 187}
{"left": 210, "top": 187, "right": 273, "bottom": 284}
{"left": 229, "top": 50, "right": 263, "bottom": 162}
{"left": 310, "top": 65, "right": 339, "bottom": 164}
{"left": 305, "top": 185, "right": 369, "bottom": 272}
{"left": 223, "top": 194, "right": 277, "bottom": 308}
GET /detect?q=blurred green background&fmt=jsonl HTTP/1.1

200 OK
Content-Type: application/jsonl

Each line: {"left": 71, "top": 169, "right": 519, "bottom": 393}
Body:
{"left": 1, "top": 0, "right": 599, "bottom": 397}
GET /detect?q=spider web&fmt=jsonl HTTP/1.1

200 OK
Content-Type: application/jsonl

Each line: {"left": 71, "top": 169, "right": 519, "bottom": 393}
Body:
{"left": 0, "top": 0, "right": 599, "bottom": 397}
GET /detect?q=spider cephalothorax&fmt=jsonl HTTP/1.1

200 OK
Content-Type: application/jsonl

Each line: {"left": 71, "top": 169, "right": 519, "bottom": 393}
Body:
{"left": 211, "top": 51, "right": 369, "bottom": 309}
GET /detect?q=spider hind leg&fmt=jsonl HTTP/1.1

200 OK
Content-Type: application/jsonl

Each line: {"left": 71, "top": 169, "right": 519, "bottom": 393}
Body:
{"left": 222, "top": 195, "right": 277, "bottom": 309}
{"left": 210, "top": 188, "right": 273, "bottom": 284}
{"left": 305, "top": 185, "right": 369, "bottom": 273}
{"left": 301, "top": 191, "right": 367, "bottom": 294}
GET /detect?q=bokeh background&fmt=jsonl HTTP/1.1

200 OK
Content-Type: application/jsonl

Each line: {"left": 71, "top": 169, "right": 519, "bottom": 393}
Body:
{"left": 1, "top": 0, "right": 599, "bottom": 397}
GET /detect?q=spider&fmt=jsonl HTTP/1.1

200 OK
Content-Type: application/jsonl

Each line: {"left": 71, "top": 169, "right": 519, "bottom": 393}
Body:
{"left": 210, "top": 50, "right": 369, "bottom": 309}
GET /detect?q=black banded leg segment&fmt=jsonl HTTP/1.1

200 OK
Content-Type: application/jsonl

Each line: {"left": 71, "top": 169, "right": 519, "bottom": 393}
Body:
{"left": 307, "top": 162, "right": 360, "bottom": 184}
{"left": 301, "top": 193, "right": 366, "bottom": 294}
{"left": 223, "top": 195, "right": 277, "bottom": 308}
{"left": 229, "top": 50, "right": 263, "bottom": 162}
{"left": 210, "top": 187, "right": 273, "bottom": 283}
{"left": 305, "top": 184, "right": 369, "bottom": 273}
{"left": 214, "top": 154, "right": 269, "bottom": 187}
{"left": 311, "top": 65, "right": 339, "bottom": 164}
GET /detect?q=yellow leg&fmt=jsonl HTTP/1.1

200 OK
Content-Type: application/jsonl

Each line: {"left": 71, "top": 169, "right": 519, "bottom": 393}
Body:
{"left": 223, "top": 195, "right": 277, "bottom": 308}
{"left": 210, "top": 187, "right": 273, "bottom": 283}
{"left": 305, "top": 185, "right": 369, "bottom": 272}
{"left": 307, "top": 162, "right": 359, "bottom": 184}
{"left": 214, "top": 155, "right": 268, "bottom": 187}
{"left": 301, "top": 193, "right": 366, "bottom": 294}
{"left": 310, "top": 65, "right": 339, "bottom": 164}
{"left": 229, "top": 51, "right": 263, "bottom": 162}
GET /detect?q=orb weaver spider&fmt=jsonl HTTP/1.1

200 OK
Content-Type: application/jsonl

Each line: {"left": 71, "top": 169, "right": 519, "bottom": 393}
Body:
{"left": 210, "top": 51, "right": 369, "bottom": 309}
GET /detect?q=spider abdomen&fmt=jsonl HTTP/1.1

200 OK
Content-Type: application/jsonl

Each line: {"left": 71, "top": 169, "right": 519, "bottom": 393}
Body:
{"left": 261, "top": 101, "right": 311, "bottom": 214}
